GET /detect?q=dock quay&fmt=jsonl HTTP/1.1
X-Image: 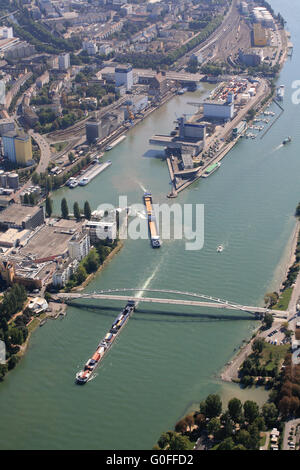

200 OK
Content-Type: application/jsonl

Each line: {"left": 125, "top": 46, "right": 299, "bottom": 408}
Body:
{"left": 75, "top": 301, "right": 136, "bottom": 384}
{"left": 77, "top": 160, "right": 112, "bottom": 186}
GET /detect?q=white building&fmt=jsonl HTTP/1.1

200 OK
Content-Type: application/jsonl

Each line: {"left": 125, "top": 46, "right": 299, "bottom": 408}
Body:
{"left": 85, "top": 220, "right": 117, "bottom": 244}
{"left": 203, "top": 101, "right": 234, "bottom": 120}
{"left": 83, "top": 40, "right": 98, "bottom": 56}
{"left": 68, "top": 232, "right": 90, "bottom": 261}
{"left": 115, "top": 64, "right": 133, "bottom": 91}
{"left": 0, "top": 27, "right": 13, "bottom": 39}
{"left": 98, "top": 44, "right": 113, "bottom": 56}
{"left": 52, "top": 259, "right": 79, "bottom": 287}
{"left": 58, "top": 53, "right": 70, "bottom": 71}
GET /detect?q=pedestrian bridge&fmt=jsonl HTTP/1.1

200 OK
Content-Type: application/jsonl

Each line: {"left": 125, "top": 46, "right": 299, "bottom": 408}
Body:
{"left": 57, "top": 288, "right": 288, "bottom": 317}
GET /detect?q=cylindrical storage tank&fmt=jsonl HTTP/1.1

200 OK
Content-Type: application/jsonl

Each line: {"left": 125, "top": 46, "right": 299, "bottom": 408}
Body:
{"left": 0, "top": 172, "right": 7, "bottom": 188}
{"left": 7, "top": 173, "right": 19, "bottom": 190}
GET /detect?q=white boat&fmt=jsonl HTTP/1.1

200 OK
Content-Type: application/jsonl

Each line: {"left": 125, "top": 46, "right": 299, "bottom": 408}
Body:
{"left": 69, "top": 180, "right": 79, "bottom": 188}
{"left": 79, "top": 177, "right": 89, "bottom": 186}
{"left": 276, "top": 85, "right": 285, "bottom": 101}
{"left": 217, "top": 245, "right": 224, "bottom": 253}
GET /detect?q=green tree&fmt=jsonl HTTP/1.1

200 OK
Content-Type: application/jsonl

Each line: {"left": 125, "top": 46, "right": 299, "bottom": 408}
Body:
{"left": 252, "top": 338, "right": 264, "bottom": 355}
{"left": 0, "top": 363, "right": 8, "bottom": 381}
{"left": 8, "top": 354, "right": 19, "bottom": 370}
{"left": 73, "top": 202, "right": 81, "bottom": 221}
{"left": 84, "top": 249, "right": 100, "bottom": 274}
{"left": 217, "top": 437, "right": 234, "bottom": 450}
{"left": 207, "top": 417, "right": 221, "bottom": 436}
{"left": 84, "top": 201, "right": 91, "bottom": 220}
{"left": 157, "top": 431, "right": 172, "bottom": 449}
{"left": 10, "top": 327, "right": 24, "bottom": 345}
{"left": 23, "top": 193, "right": 29, "bottom": 205}
{"left": 61, "top": 198, "right": 69, "bottom": 219}
{"left": 228, "top": 398, "right": 242, "bottom": 423}
{"left": 236, "top": 430, "right": 251, "bottom": 449}
{"left": 68, "top": 152, "right": 75, "bottom": 164}
{"left": 264, "top": 292, "right": 279, "bottom": 307}
{"left": 45, "top": 196, "right": 53, "bottom": 218}
{"left": 200, "top": 394, "right": 222, "bottom": 419}
{"left": 169, "top": 433, "right": 191, "bottom": 450}
{"left": 243, "top": 400, "right": 259, "bottom": 424}
{"left": 263, "top": 312, "right": 274, "bottom": 329}
{"left": 75, "top": 265, "right": 87, "bottom": 284}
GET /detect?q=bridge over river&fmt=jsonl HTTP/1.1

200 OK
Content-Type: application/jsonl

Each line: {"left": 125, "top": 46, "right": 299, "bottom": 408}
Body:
{"left": 57, "top": 288, "right": 288, "bottom": 318}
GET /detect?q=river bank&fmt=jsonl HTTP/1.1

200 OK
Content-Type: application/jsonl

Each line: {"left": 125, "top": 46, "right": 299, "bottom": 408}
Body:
{"left": 220, "top": 217, "right": 300, "bottom": 384}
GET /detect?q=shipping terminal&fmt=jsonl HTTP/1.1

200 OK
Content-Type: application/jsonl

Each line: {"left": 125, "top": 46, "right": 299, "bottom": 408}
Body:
{"left": 76, "top": 301, "right": 136, "bottom": 384}
{"left": 143, "top": 192, "right": 161, "bottom": 248}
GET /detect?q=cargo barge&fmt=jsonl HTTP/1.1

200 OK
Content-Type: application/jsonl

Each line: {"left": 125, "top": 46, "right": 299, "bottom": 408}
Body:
{"left": 143, "top": 192, "right": 161, "bottom": 248}
{"left": 105, "top": 135, "right": 126, "bottom": 151}
{"left": 75, "top": 301, "right": 135, "bottom": 384}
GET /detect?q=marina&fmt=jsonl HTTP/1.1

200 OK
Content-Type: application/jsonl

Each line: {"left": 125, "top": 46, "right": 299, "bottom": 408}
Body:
{"left": 66, "top": 160, "right": 112, "bottom": 188}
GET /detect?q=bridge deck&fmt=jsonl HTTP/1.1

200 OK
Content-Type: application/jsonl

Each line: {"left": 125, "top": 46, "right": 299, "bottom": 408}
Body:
{"left": 57, "top": 293, "right": 287, "bottom": 317}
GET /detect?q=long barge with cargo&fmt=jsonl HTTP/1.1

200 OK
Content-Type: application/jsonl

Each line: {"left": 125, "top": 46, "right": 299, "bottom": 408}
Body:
{"left": 105, "top": 135, "right": 126, "bottom": 151}
{"left": 76, "top": 301, "right": 135, "bottom": 384}
{"left": 143, "top": 192, "right": 161, "bottom": 248}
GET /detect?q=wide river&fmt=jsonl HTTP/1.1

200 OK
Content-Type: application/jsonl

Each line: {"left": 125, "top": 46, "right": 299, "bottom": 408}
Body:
{"left": 0, "top": 0, "right": 299, "bottom": 450}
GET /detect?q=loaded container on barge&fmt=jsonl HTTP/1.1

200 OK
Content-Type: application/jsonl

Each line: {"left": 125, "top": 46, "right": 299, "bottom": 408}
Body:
{"left": 143, "top": 192, "right": 161, "bottom": 248}
{"left": 75, "top": 301, "right": 135, "bottom": 384}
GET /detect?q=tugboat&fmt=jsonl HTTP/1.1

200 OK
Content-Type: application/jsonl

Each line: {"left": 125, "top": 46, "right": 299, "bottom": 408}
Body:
{"left": 282, "top": 136, "right": 292, "bottom": 145}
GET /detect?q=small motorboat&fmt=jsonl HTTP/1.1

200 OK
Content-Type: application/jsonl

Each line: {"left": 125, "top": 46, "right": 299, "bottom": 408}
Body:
{"left": 217, "top": 245, "right": 224, "bottom": 253}
{"left": 282, "top": 136, "right": 292, "bottom": 145}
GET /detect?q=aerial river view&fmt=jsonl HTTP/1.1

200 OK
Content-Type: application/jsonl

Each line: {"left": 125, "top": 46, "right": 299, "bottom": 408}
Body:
{"left": 0, "top": 0, "right": 299, "bottom": 451}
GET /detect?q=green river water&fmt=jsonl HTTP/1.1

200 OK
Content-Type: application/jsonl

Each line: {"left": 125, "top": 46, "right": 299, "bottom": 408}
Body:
{"left": 0, "top": 0, "right": 299, "bottom": 450}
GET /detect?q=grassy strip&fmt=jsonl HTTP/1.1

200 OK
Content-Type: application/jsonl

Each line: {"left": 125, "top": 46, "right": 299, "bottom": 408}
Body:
{"left": 272, "top": 287, "right": 293, "bottom": 311}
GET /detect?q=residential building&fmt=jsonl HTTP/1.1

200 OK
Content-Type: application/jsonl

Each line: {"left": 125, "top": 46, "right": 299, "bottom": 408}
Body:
{"left": 58, "top": 53, "right": 70, "bottom": 71}
{"left": 68, "top": 232, "right": 90, "bottom": 261}
{"left": 52, "top": 258, "right": 79, "bottom": 287}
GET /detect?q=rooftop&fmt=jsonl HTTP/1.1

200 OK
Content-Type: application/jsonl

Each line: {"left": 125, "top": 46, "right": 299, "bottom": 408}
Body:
{"left": 0, "top": 204, "right": 42, "bottom": 227}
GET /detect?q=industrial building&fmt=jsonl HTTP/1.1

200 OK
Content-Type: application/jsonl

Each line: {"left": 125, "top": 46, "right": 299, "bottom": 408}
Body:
{"left": 115, "top": 64, "right": 133, "bottom": 91}
{"left": 123, "top": 95, "right": 148, "bottom": 119}
{"left": 239, "top": 48, "right": 264, "bottom": 66}
{"left": 2, "top": 129, "right": 33, "bottom": 166}
{"left": 86, "top": 117, "right": 102, "bottom": 144}
{"left": 0, "top": 204, "right": 44, "bottom": 230}
{"left": 203, "top": 100, "right": 234, "bottom": 121}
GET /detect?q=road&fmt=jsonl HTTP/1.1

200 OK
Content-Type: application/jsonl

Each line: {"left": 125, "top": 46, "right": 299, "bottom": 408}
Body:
{"left": 29, "top": 130, "right": 52, "bottom": 174}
